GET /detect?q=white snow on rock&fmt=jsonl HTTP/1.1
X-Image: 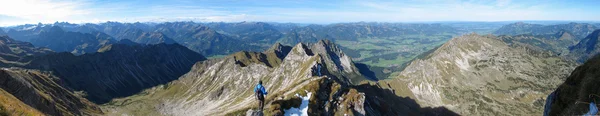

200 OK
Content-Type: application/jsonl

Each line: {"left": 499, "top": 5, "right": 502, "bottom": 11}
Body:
{"left": 284, "top": 92, "right": 312, "bottom": 116}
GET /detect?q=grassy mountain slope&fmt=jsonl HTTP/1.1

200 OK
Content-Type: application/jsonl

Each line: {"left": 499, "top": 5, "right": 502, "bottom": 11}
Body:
{"left": 0, "top": 68, "right": 102, "bottom": 115}
{"left": 0, "top": 88, "right": 44, "bottom": 116}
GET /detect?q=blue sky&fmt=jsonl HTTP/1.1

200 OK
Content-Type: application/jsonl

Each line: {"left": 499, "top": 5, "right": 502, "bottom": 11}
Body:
{"left": 0, "top": 0, "right": 598, "bottom": 26}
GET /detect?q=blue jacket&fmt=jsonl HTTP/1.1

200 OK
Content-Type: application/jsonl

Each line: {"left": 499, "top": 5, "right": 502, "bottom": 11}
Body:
{"left": 585, "top": 101, "right": 598, "bottom": 116}
{"left": 254, "top": 84, "right": 267, "bottom": 95}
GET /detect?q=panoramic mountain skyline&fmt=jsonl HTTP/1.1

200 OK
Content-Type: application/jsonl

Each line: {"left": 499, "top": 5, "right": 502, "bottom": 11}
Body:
{"left": 2, "top": 0, "right": 600, "bottom": 115}
{"left": 1, "top": 0, "right": 599, "bottom": 26}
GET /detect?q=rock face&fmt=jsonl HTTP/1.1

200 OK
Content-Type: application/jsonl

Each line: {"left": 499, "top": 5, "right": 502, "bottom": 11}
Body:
{"left": 309, "top": 40, "right": 363, "bottom": 84}
{"left": 545, "top": 55, "right": 600, "bottom": 115}
{"left": 154, "top": 23, "right": 263, "bottom": 56}
{"left": 392, "top": 34, "right": 577, "bottom": 115}
{"left": 0, "top": 68, "right": 102, "bottom": 115}
{"left": 569, "top": 29, "right": 600, "bottom": 63}
{"left": 101, "top": 40, "right": 372, "bottom": 115}
{"left": 26, "top": 43, "right": 206, "bottom": 104}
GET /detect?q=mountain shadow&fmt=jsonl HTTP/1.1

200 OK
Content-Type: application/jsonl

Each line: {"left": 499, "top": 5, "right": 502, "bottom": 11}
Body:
{"left": 25, "top": 43, "right": 206, "bottom": 104}
{"left": 354, "top": 83, "right": 460, "bottom": 116}
{"left": 354, "top": 63, "right": 378, "bottom": 81}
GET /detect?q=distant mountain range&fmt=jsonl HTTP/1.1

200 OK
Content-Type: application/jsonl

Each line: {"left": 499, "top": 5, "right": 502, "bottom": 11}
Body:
{"left": 4, "top": 22, "right": 462, "bottom": 57}
{"left": 569, "top": 29, "right": 600, "bottom": 62}
{"left": 494, "top": 22, "right": 597, "bottom": 39}
{"left": 2, "top": 21, "right": 600, "bottom": 115}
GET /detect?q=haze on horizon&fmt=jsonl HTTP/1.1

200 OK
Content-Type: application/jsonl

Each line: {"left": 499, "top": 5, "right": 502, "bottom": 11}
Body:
{"left": 0, "top": 0, "right": 599, "bottom": 26}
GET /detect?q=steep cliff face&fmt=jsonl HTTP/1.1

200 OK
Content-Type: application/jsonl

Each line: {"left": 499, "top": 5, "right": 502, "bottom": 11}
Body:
{"left": 102, "top": 40, "right": 369, "bottom": 115}
{"left": 26, "top": 43, "right": 206, "bottom": 104}
{"left": 310, "top": 40, "right": 363, "bottom": 84}
{"left": 391, "top": 34, "right": 577, "bottom": 115}
{"left": 0, "top": 68, "right": 102, "bottom": 116}
{"left": 545, "top": 55, "right": 600, "bottom": 115}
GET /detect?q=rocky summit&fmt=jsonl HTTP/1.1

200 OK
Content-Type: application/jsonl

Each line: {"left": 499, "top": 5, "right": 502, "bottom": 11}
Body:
{"left": 385, "top": 33, "right": 577, "bottom": 115}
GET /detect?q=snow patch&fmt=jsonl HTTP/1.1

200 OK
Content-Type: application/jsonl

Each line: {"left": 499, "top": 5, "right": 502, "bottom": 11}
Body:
{"left": 20, "top": 25, "right": 37, "bottom": 31}
{"left": 284, "top": 92, "right": 312, "bottom": 116}
{"left": 340, "top": 55, "right": 353, "bottom": 72}
{"left": 408, "top": 82, "right": 444, "bottom": 106}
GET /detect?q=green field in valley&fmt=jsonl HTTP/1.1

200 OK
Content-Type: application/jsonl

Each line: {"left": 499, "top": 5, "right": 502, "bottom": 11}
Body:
{"left": 336, "top": 34, "right": 454, "bottom": 79}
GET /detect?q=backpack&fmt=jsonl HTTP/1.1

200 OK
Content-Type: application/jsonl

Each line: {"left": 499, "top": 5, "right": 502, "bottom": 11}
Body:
{"left": 256, "top": 86, "right": 264, "bottom": 101}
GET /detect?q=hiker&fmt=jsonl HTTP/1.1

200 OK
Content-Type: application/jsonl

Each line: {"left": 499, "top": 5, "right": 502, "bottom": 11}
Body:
{"left": 317, "top": 63, "right": 322, "bottom": 76}
{"left": 310, "top": 65, "right": 316, "bottom": 76}
{"left": 254, "top": 80, "right": 268, "bottom": 111}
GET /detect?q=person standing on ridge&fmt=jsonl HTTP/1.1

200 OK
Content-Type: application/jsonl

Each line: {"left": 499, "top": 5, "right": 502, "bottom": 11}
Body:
{"left": 317, "top": 63, "right": 322, "bottom": 76}
{"left": 254, "top": 80, "right": 268, "bottom": 111}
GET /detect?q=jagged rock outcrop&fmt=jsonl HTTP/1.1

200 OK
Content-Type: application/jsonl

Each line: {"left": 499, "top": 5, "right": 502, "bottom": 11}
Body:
{"left": 545, "top": 55, "right": 600, "bottom": 115}
{"left": 0, "top": 68, "right": 102, "bottom": 115}
{"left": 569, "top": 29, "right": 600, "bottom": 63}
{"left": 310, "top": 40, "right": 362, "bottom": 84}
{"left": 389, "top": 33, "right": 577, "bottom": 115}
{"left": 102, "top": 40, "right": 367, "bottom": 115}
{"left": 154, "top": 24, "right": 264, "bottom": 56}
{"left": 25, "top": 43, "right": 206, "bottom": 104}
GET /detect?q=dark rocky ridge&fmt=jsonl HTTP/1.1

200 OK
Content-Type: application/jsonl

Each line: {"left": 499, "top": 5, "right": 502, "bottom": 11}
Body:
{"left": 546, "top": 55, "right": 600, "bottom": 115}
{"left": 25, "top": 43, "right": 206, "bottom": 104}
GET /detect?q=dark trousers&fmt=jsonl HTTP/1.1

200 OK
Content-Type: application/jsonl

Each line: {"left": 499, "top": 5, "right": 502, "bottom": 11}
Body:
{"left": 258, "top": 100, "right": 265, "bottom": 111}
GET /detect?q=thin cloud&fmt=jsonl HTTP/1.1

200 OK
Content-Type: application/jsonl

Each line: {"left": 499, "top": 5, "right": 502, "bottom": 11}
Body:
{"left": 0, "top": 0, "right": 598, "bottom": 26}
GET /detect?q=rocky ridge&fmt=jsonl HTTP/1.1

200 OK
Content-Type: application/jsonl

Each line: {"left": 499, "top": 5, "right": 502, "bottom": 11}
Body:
{"left": 388, "top": 33, "right": 577, "bottom": 115}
